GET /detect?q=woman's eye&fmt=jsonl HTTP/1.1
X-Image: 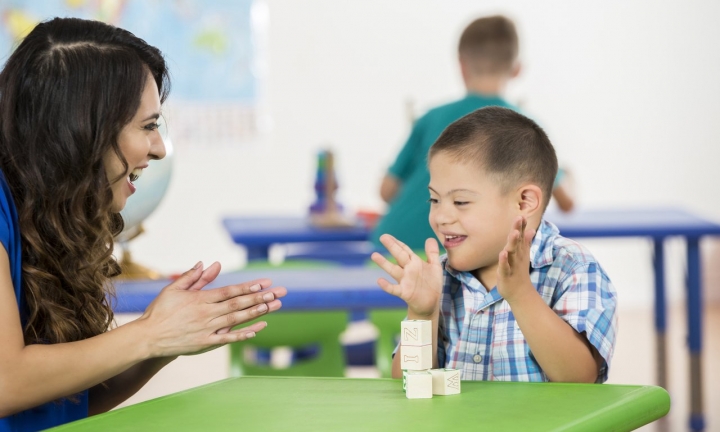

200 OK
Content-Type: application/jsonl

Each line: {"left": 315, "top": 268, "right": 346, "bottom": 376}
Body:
{"left": 144, "top": 122, "right": 161, "bottom": 131}
{"left": 454, "top": 201, "right": 469, "bottom": 206}
{"left": 427, "top": 198, "right": 438, "bottom": 204}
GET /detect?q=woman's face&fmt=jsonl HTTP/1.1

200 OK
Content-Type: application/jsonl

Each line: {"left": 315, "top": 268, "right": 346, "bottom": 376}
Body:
{"left": 104, "top": 72, "right": 166, "bottom": 213}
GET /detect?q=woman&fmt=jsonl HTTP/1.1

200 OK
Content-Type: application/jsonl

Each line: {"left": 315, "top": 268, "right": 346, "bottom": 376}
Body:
{"left": 0, "top": 17, "right": 286, "bottom": 431}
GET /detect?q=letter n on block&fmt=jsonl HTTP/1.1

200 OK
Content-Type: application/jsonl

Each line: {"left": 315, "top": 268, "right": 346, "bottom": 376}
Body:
{"left": 401, "top": 320, "right": 432, "bottom": 346}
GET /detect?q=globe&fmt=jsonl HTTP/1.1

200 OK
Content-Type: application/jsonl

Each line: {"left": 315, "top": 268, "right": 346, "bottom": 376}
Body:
{"left": 115, "top": 123, "right": 173, "bottom": 279}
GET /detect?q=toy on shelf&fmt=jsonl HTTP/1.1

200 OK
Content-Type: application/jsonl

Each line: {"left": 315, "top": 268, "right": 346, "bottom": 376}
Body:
{"left": 309, "top": 149, "right": 353, "bottom": 228}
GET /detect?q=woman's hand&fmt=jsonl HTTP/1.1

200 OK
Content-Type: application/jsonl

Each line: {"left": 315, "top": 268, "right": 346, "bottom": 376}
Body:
{"left": 137, "top": 262, "right": 287, "bottom": 358}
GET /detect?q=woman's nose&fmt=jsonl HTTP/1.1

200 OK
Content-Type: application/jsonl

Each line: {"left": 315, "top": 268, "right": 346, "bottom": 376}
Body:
{"left": 150, "top": 133, "right": 167, "bottom": 160}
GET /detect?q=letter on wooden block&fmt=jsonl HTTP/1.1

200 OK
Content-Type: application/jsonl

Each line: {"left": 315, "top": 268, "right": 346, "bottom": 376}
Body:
{"left": 431, "top": 368, "right": 461, "bottom": 395}
{"left": 401, "top": 320, "right": 432, "bottom": 346}
{"left": 405, "top": 370, "right": 432, "bottom": 399}
{"left": 400, "top": 344, "right": 432, "bottom": 370}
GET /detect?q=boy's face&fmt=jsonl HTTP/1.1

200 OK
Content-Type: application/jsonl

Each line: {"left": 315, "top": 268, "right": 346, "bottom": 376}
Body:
{"left": 428, "top": 152, "right": 519, "bottom": 279}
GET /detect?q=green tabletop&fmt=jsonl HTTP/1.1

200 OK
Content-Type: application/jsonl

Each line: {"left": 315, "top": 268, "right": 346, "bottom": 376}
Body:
{"left": 50, "top": 377, "right": 670, "bottom": 431}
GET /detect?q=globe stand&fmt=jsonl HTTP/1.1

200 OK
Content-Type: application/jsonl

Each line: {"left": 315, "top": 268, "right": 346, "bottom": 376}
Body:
{"left": 115, "top": 224, "right": 163, "bottom": 280}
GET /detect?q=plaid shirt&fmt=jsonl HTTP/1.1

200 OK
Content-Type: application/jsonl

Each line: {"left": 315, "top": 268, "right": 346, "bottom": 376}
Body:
{"left": 437, "top": 219, "right": 618, "bottom": 383}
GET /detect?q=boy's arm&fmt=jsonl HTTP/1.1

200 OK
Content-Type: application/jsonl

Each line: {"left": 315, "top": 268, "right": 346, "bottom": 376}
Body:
{"left": 371, "top": 235, "right": 443, "bottom": 379}
{"left": 380, "top": 174, "right": 401, "bottom": 203}
{"left": 552, "top": 184, "right": 574, "bottom": 213}
{"left": 497, "top": 217, "right": 599, "bottom": 383}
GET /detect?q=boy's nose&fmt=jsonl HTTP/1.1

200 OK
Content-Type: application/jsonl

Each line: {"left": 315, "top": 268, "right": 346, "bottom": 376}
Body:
{"left": 432, "top": 206, "right": 455, "bottom": 225}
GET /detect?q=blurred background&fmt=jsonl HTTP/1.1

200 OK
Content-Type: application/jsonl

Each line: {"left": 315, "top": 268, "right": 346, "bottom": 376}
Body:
{"left": 2, "top": 1, "right": 719, "bottom": 430}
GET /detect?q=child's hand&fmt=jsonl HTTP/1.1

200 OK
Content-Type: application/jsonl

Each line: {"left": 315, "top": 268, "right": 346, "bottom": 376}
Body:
{"left": 371, "top": 234, "right": 443, "bottom": 318}
{"left": 497, "top": 216, "right": 536, "bottom": 303}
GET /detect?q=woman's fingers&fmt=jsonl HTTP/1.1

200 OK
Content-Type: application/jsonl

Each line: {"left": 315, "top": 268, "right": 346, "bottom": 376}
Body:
{"left": 163, "top": 261, "right": 204, "bottom": 291}
{"left": 212, "top": 321, "right": 270, "bottom": 344}
{"left": 187, "top": 262, "right": 222, "bottom": 291}
{"left": 212, "top": 298, "right": 283, "bottom": 332}
{"left": 202, "top": 278, "right": 274, "bottom": 304}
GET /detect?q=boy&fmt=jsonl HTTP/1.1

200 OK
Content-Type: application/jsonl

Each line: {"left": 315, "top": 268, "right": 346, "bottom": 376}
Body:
{"left": 371, "top": 107, "right": 617, "bottom": 383}
{"left": 373, "top": 15, "right": 574, "bottom": 252}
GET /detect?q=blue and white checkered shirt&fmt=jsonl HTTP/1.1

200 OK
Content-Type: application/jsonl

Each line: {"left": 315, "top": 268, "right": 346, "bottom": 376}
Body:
{"left": 437, "top": 219, "right": 618, "bottom": 382}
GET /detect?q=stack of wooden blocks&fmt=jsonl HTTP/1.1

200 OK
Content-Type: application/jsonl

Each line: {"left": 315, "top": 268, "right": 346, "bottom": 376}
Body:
{"left": 400, "top": 320, "right": 461, "bottom": 399}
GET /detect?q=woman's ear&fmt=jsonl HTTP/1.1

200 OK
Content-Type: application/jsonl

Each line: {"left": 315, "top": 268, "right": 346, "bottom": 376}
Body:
{"left": 517, "top": 184, "right": 542, "bottom": 216}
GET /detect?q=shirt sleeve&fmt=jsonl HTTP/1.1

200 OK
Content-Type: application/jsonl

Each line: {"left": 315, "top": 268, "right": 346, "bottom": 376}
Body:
{"left": 387, "top": 116, "right": 428, "bottom": 181}
{"left": 553, "top": 261, "right": 618, "bottom": 383}
{"left": 0, "top": 195, "right": 12, "bottom": 256}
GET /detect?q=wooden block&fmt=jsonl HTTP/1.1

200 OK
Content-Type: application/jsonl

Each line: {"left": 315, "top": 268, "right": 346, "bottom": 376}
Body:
{"left": 431, "top": 368, "right": 461, "bottom": 395}
{"left": 400, "top": 344, "right": 432, "bottom": 370}
{"left": 405, "top": 370, "right": 432, "bottom": 399}
{"left": 400, "top": 320, "right": 431, "bottom": 346}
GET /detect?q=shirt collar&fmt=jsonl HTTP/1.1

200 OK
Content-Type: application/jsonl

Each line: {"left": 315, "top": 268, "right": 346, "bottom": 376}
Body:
{"left": 529, "top": 219, "right": 559, "bottom": 269}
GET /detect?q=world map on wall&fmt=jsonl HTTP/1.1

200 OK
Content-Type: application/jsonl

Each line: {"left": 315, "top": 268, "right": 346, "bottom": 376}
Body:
{"left": 0, "top": 0, "right": 262, "bottom": 147}
{"left": 0, "top": 0, "right": 257, "bottom": 103}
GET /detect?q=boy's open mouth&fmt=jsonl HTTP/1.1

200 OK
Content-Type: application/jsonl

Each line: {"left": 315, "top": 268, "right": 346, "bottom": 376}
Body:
{"left": 444, "top": 235, "right": 467, "bottom": 248}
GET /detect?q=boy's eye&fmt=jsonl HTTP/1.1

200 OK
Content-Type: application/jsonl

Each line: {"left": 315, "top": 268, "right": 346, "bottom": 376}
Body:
{"left": 144, "top": 122, "right": 161, "bottom": 131}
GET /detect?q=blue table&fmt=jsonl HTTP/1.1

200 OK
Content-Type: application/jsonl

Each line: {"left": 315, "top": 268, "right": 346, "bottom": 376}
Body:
{"left": 221, "top": 216, "right": 369, "bottom": 261}
{"left": 222, "top": 207, "right": 720, "bottom": 431}
{"left": 546, "top": 207, "right": 720, "bottom": 432}
{"left": 113, "top": 267, "right": 404, "bottom": 313}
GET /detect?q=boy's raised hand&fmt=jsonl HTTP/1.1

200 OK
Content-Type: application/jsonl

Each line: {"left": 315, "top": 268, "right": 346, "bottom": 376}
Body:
{"left": 497, "top": 216, "right": 536, "bottom": 303}
{"left": 371, "top": 234, "right": 443, "bottom": 317}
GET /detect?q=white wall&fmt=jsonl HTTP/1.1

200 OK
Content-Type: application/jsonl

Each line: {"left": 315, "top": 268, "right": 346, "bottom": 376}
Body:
{"left": 127, "top": 0, "right": 720, "bottom": 307}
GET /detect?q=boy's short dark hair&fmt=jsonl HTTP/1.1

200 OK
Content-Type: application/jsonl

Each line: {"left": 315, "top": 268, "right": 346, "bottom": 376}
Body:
{"left": 429, "top": 106, "right": 558, "bottom": 210}
{"left": 458, "top": 15, "right": 518, "bottom": 74}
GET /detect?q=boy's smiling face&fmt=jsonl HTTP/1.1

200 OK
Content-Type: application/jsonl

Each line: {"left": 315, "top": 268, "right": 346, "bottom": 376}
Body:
{"left": 428, "top": 152, "right": 519, "bottom": 285}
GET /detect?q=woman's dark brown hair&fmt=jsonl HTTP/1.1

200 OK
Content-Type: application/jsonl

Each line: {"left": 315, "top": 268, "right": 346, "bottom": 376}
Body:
{"left": 0, "top": 17, "right": 170, "bottom": 344}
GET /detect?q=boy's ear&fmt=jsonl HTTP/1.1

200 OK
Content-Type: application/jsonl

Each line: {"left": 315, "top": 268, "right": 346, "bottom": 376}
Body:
{"left": 517, "top": 184, "right": 542, "bottom": 215}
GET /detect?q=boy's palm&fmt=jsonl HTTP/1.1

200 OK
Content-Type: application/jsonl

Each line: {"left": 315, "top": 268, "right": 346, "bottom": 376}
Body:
{"left": 371, "top": 235, "right": 443, "bottom": 317}
{"left": 497, "top": 216, "right": 536, "bottom": 302}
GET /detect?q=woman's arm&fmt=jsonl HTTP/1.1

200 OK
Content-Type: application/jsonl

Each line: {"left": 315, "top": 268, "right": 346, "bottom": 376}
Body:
{"left": 88, "top": 356, "right": 175, "bottom": 415}
{"left": 0, "top": 250, "right": 285, "bottom": 417}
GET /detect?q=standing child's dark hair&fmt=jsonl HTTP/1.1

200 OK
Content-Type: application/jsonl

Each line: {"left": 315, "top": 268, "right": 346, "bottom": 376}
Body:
{"left": 0, "top": 17, "right": 170, "bottom": 345}
{"left": 429, "top": 106, "right": 558, "bottom": 209}
{"left": 458, "top": 15, "right": 519, "bottom": 74}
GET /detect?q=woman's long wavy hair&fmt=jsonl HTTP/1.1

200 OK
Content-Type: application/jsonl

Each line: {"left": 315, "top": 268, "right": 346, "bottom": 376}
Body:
{"left": 0, "top": 17, "right": 170, "bottom": 345}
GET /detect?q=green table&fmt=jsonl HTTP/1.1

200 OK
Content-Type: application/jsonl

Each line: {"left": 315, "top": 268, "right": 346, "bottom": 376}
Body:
{"left": 50, "top": 377, "right": 670, "bottom": 431}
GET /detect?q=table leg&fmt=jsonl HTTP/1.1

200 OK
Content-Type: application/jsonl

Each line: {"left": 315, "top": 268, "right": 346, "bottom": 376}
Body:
{"left": 245, "top": 246, "right": 270, "bottom": 261}
{"left": 652, "top": 239, "right": 667, "bottom": 390}
{"left": 686, "top": 238, "right": 704, "bottom": 431}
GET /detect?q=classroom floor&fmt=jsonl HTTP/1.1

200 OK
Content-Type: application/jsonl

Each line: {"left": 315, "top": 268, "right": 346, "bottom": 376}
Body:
{"left": 115, "top": 302, "right": 720, "bottom": 432}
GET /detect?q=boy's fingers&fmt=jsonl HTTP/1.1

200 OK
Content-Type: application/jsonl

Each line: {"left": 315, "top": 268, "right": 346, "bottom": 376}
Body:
{"left": 524, "top": 228, "right": 536, "bottom": 247}
{"left": 425, "top": 238, "right": 440, "bottom": 265}
{"left": 376, "top": 278, "right": 401, "bottom": 297}
{"left": 371, "top": 252, "right": 403, "bottom": 282}
{"left": 379, "top": 234, "right": 412, "bottom": 267}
